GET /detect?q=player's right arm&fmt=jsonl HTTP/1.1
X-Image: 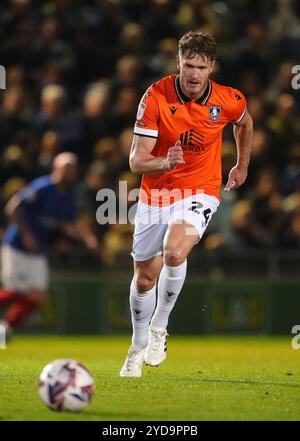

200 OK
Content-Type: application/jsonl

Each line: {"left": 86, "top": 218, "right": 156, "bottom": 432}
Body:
{"left": 61, "top": 220, "right": 99, "bottom": 252}
{"left": 131, "top": 85, "right": 185, "bottom": 175}
{"left": 129, "top": 135, "right": 185, "bottom": 175}
{"left": 5, "top": 192, "right": 40, "bottom": 252}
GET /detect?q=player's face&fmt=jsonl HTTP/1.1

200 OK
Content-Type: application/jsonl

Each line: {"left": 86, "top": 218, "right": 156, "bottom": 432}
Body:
{"left": 177, "top": 53, "right": 214, "bottom": 99}
{"left": 61, "top": 163, "right": 78, "bottom": 187}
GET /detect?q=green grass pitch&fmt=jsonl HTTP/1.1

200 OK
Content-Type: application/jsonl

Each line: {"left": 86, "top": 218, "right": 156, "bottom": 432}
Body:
{"left": 0, "top": 335, "right": 300, "bottom": 421}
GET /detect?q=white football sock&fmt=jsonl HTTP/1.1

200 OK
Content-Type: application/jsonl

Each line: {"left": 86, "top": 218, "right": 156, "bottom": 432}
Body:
{"left": 150, "top": 259, "right": 187, "bottom": 330}
{"left": 130, "top": 278, "right": 157, "bottom": 350}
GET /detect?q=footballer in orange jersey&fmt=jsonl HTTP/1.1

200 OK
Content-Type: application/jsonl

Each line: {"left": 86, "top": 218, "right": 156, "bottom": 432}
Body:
{"left": 120, "top": 30, "right": 253, "bottom": 378}
{"left": 134, "top": 75, "right": 247, "bottom": 206}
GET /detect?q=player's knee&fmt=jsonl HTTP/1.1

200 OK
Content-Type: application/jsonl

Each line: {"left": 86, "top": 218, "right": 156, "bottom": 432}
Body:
{"left": 135, "top": 274, "right": 157, "bottom": 293}
{"left": 164, "top": 248, "right": 186, "bottom": 267}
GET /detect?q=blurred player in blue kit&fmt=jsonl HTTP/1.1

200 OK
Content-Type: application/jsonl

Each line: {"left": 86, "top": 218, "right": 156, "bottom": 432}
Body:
{"left": 0, "top": 152, "right": 98, "bottom": 336}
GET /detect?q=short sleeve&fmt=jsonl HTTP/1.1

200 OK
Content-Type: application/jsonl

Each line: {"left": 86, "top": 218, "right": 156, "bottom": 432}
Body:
{"left": 133, "top": 85, "right": 159, "bottom": 138}
{"left": 227, "top": 88, "right": 247, "bottom": 124}
{"left": 18, "top": 184, "right": 43, "bottom": 207}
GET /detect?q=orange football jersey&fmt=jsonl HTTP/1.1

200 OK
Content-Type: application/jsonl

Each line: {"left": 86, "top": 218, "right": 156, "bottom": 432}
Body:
{"left": 134, "top": 74, "right": 247, "bottom": 206}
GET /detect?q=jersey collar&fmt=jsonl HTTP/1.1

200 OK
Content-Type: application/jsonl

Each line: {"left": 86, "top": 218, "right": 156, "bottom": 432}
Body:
{"left": 174, "top": 75, "right": 212, "bottom": 105}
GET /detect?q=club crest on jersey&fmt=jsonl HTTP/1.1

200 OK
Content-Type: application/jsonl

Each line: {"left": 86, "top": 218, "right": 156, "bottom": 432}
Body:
{"left": 137, "top": 102, "right": 146, "bottom": 120}
{"left": 209, "top": 105, "right": 221, "bottom": 122}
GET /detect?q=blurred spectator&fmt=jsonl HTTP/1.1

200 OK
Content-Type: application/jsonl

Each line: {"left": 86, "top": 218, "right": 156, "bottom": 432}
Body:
{"left": 81, "top": 83, "right": 110, "bottom": 162}
{"left": 230, "top": 199, "right": 271, "bottom": 248}
{"left": 281, "top": 142, "right": 300, "bottom": 196}
{"left": 245, "top": 128, "right": 272, "bottom": 189}
{"left": 149, "top": 38, "right": 178, "bottom": 77}
{"left": 229, "top": 0, "right": 262, "bottom": 39}
{"left": 247, "top": 96, "right": 267, "bottom": 127}
{"left": 117, "top": 169, "right": 140, "bottom": 214}
{"left": 280, "top": 207, "right": 300, "bottom": 248}
{"left": 6, "top": 65, "right": 26, "bottom": 88}
{"left": 38, "top": 131, "right": 62, "bottom": 173}
{"left": 32, "top": 84, "right": 83, "bottom": 154}
{"left": 102, "top": 224, "right": 134, "bottom": 266}
{"left": 143, "top": 0, "right": 179, "bottom": 43}
{"left": 265, "top": 62, "right": 297, "bottom": 106}
{"left": 282, "top": 185, "right": 300, "bottom": 214}
{"left": 118, "top": 23, "right": 147, "bottom": 56}
{"left": 0, "top": 86, "right": 31, "bottom": 148}
{"left": 72, "top": 27, "right": 105, "bottom": 83}
{"left": 231, "top": 23, "right": 272, "bottom": 86}
{"left": 76, "top": 160, "right": 109, "bottom": 240}
{"left": 250, "top": 168, "right": 285, "bottom": 245}
{"left": 98, "top": 0, "right": 127, "bottom": 46}
{"left": 0, "top": 130, "right": 40, "bottom": 184}
{"left": 35, "top": 62, "right": 64, "bottom": 92}
{"left": 267, "top": 94, "right": 300, "bottom": 166}
{"left": 176, "top": 0, "right": 221, "bottom": 37}
{"left": 119, "top": 127, "right": 134, "bottom": 162}
{"left": 108, "top": 87, "right": 138, "bottom": 136}
{"left": 237, "top": 70, "right": 263, "bottom": 97}
{"left": 204, "top": 142, "right": 237, "bottom": 250}
{"left": 110, "top": 55, "right": 144, "bottom": 100}
{"left": 76, "top": 160, "right": 108, "bottom": 219}
{"left": 269, "top": 0, "right": 300, "bottom": 61}
{"left": 93, "top": 137, "right": 124, "bottom": 186}
{"left": 1, "top": 18, "right": 35, "bottom": 69}
{"left": 31, "top": 17, "right": 75, "bottom": 75}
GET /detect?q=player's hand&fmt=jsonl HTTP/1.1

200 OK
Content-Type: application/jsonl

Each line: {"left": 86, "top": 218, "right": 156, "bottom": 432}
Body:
{"left": 22, "top": 231, "right": 40, "bottom": 252}
{"left": 224, "top": 165, "right": 248, "bottom": 191}
{"left": 84, "top": 234, "right": 102, "bottom": 258}
{"left": 165, "top": 140, "right": 185, "bottom": 170}
{"left": 85, "top": 234, "right": 99, "bottom": 251}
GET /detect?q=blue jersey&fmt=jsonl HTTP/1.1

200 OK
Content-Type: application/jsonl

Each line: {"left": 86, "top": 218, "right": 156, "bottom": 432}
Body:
{"left": 3, "top": 175, "right": 77, "bottom": 254}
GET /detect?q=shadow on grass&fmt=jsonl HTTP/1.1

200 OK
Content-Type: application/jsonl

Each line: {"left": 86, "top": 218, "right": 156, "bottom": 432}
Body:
{"left": 157, "top": 376, "right": 300, "bottom": 389}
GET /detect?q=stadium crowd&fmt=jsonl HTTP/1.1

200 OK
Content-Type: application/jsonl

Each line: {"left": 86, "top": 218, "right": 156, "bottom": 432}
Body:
{"left": 1, "top": 0, "right": 300, "bottom": 267}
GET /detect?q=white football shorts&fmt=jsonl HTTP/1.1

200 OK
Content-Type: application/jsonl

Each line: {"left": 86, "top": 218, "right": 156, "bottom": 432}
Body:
{"left": 131, "top": 193, "right": 220, "bottom": 261}
{"left": 1, "top": 244, "right": 49, "bottom": 293}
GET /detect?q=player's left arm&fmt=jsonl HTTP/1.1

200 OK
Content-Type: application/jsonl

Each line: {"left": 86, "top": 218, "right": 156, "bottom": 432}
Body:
{"left": 225, "top": 110, "right": 253, "bottom": 191}
{"left": 61, "top": 221, "right": 99, "bottom": 251}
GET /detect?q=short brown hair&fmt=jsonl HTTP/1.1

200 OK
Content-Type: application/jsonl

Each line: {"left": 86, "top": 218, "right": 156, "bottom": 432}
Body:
{"left": 178, "top": 30, "right": 217, "bottom": 60}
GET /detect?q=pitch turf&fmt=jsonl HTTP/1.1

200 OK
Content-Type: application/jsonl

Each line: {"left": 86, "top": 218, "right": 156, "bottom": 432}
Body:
{"left": 0, "top": 335, "right": 300, "bottom": 421}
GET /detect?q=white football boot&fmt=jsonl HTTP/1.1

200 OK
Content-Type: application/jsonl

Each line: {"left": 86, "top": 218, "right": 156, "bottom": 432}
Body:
{"left": 119, "top": 346, "right": 146, "bottom": 377}
{"left": 144, "top": 327, "right": 168, "bottom": 367}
